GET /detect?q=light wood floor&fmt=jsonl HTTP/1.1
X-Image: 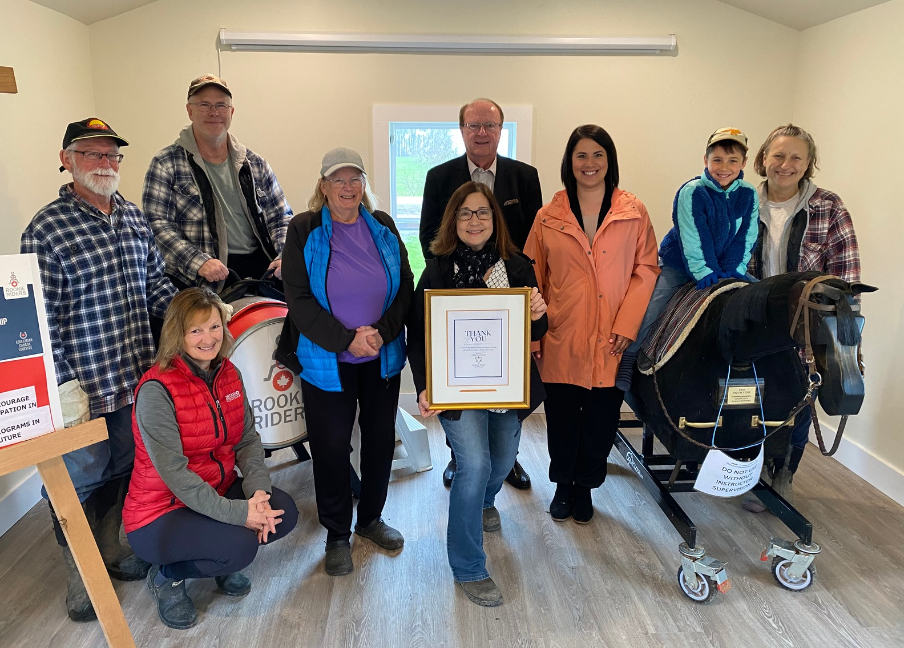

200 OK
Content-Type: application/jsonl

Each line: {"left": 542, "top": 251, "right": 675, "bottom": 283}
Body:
{"left": 1, "top": 414, "right": 903, "bottom": 648}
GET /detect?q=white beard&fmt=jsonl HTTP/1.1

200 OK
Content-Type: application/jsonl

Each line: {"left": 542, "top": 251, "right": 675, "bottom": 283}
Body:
{"left": 72, "top": 165, "right": 120, "bottom": 198}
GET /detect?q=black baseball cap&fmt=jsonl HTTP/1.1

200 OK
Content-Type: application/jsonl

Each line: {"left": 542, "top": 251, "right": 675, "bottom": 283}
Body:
{"left": 62, "top": 118, "right": 129, "bottom": 150}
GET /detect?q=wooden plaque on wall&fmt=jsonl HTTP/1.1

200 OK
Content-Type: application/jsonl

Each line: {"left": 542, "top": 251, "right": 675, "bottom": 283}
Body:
{"left": 0, "top": 67, "right": 18, "bottom": 94}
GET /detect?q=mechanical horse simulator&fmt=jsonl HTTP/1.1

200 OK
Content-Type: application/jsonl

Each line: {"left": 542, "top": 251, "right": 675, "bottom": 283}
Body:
{"left": 616, "top": 271, "right": 876, "bottom": 603}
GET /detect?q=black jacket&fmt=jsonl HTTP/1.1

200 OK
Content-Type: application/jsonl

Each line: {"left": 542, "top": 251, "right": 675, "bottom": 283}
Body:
{"left": 275, "top": 208, "right": 414, "bottom": 376}
{"left": 418, "top": 154, "right": 543, "bottom": 258}
{"left": 407, "top": 252, "right": 547, "bottom": 421}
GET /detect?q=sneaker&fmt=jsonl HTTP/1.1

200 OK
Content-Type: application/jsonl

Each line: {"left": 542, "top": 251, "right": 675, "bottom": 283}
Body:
{"left": 549, "top": 483, "right": 573, "bottom": 522}
{"left": 482, "top": 507, "right": 501, "bottom": 532}
{"left": 457, "top": 578, "right": 503, "bottom": 607}
{"left": 147, "top": 565, "right": 198, "bottom": 630}
{"left": 354, "top": 518, "right": 404, "bottom": 551}
{"left": 215, "top": 572, "right": 252, "bottom": 597}
{"left": 572, "top": 486, "right": 593, "bottom": 524}
{"left": 324, "top": 540, "right": 353, "bottom": 576}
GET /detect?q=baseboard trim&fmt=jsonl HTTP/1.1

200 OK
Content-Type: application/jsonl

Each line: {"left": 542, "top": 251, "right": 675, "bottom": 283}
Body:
{"left": 0, "top": 468, "right": 43, "bottom": 538}
{"left": 810, "top": 423, "right": 904, "bottom": 507}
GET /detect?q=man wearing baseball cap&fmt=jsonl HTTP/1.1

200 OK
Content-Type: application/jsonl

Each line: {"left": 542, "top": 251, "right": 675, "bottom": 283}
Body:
{"left": 21, "top": 118, "right": 177, "bottom": 622}
{"left": 143, "top": 74, "right": 294, "bottom": 290}
{"left": 616, "top": 127, "right": 759, "bottom": 392}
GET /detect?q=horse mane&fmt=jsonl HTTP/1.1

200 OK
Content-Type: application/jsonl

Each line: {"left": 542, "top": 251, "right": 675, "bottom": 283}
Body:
{"left": 718, "top": 272, "right": 860, "bottom": 358}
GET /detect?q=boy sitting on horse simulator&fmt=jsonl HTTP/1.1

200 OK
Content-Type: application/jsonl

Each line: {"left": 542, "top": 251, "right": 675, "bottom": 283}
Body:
{"left": 616, "top": 128, "right": 759, "bottom": 392}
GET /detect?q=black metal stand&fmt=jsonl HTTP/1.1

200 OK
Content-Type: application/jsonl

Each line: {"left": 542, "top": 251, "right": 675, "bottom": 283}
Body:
{"left": 613, "top": 416, "right": 814, "bottom": 548}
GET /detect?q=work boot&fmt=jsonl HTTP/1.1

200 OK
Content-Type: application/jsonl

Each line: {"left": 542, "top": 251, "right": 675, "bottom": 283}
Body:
{"left": 95, "top": 512, "right": 150, "bottom": 581}
{"left": 61, "top": 546, "right": 96, "bottom": 622}
{"left": 93, "top": 477, "right": 151, "bottom": 581}
{"left": 147, "top": 565, "right": 198, "bottom": 630}
{"left": 457, "top": 577, "right": 503, "bottom": 607}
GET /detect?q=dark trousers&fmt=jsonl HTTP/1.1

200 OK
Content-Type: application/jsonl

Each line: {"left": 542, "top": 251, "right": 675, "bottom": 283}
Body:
{"left": 544, "top": 383, "right": 624, "bottom": 489}
{"left": 301, "top": 360, "right": 400, "bottom": 543}
{"left": 127, "top": 479, "right": 298, "bottom": 580}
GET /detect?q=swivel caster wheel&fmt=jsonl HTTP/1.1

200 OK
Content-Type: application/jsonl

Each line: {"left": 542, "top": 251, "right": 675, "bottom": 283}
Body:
{"left": 772, "top": 556, "right": 816, "bottom": 591}
{"left": 677, "top": 566, "right": 719, "bottom": 604}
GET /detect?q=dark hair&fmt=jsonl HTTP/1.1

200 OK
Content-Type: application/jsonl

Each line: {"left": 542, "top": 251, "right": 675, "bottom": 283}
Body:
{"left": 706, "top": 141, "right": 748, "bottom": 158}
{"left": 429, "top": 181, "right": 518, "bottom": 259}
{"left": 561, "top": 125, "right": 619, "bottom": 207}
{"left": 459, "top": 98, "right": 504, "bottom": 126}
{"left": 754, "top": 123, "right": 819, "bottom": 182}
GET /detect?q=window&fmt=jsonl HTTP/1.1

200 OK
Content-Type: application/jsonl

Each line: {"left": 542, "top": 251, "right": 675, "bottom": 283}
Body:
{"left": 372, "top": 105, "right": 533, "bottom": 281}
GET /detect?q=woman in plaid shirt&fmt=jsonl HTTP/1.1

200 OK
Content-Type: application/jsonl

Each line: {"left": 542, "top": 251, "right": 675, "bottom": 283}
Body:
{"left": 746, "top": 123, "right": 861, "bottom": 510}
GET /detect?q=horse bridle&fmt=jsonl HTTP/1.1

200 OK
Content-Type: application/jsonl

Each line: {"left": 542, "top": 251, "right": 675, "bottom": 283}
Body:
{"left": 651, "top": 275, "right": 859, "bottom": 455}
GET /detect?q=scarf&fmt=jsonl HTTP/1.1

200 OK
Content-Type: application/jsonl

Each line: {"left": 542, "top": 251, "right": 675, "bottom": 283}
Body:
{"left": 451, "top": 242, "right": 500, "bottom": 289}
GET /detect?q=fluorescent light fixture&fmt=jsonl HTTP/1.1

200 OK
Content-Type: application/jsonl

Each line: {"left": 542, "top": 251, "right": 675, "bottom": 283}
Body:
{"left": 218, "top": 29, "right": 677, "bottom": 55}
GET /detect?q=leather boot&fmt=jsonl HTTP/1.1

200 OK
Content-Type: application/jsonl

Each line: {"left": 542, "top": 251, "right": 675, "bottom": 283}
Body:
{"left": 504, "top": 460, "right": 532, "bottom": 490}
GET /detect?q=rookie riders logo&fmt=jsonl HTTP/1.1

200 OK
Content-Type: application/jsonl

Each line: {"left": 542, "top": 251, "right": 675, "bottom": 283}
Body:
{"left": 5, "top": 272, "right": 28, "bottom": 300}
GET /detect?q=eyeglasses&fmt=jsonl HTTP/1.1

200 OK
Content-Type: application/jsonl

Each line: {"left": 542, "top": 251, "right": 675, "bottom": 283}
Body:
{"left": 72, "top": 151, "right": 124, "bottom": 164}
{"left": 324, "top": 177, "right": 364, "bottom": 188}
{"left": 189, "top": 102, "right": 232, "bottom": 114}
{"left": 463, "top": 122, "right": 502, "bottom": 133}
{"left": 456, "top": 207, "right": 493, "bottom": 221}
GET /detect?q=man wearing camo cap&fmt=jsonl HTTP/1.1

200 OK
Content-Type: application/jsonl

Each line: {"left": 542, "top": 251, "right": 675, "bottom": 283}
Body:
{"left": 143, "top": 74, "right": 294, "bottom": 290}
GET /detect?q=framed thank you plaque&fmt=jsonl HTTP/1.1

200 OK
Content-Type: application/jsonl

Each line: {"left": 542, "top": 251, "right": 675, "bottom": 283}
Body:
{"left": 425, "top": 288, "right": 531, "bottom": 410}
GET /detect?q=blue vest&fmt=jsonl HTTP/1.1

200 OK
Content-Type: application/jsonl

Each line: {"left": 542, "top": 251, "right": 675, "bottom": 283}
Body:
{"left": 295, "top": 205, "right": 406, "bottom": 391}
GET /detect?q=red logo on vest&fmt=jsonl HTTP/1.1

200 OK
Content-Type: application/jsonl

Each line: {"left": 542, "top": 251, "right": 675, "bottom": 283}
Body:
{"left": 273, "top": 370, "right": 293, "bottom": 391}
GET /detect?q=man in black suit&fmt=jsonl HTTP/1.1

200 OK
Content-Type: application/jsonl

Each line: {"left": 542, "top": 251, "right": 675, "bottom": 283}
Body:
{"left": 419, "top": 98, "right": 543, "bottom": 490}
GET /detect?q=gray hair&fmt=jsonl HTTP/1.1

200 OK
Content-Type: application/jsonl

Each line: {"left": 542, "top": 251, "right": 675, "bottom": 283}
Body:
{"left": 307, "top": 172, "right": 379, "bottom": 213}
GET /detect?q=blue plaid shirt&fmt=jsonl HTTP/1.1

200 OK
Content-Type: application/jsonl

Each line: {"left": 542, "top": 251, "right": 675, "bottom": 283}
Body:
{"left": 21, "top": 185, "right": 177, "bottom": 414}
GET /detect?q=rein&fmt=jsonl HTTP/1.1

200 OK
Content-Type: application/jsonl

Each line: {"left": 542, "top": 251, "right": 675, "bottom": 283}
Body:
{"left": 650, "top": 275, "right": 856, "bottom": 455}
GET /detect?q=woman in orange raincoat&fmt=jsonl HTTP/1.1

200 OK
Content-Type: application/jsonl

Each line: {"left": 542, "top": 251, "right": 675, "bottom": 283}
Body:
{"left": 523, "top": 124, "right": 659, "bottom": 524}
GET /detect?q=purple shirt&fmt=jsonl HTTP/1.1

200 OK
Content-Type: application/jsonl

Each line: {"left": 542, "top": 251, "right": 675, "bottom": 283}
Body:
{"left": 326, "top": 216, "right": 388, "bottom": 364}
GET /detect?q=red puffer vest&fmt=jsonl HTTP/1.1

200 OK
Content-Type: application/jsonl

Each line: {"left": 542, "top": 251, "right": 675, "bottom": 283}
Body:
{"left": 123, "top": 356, "right": 245, "bottom": 533}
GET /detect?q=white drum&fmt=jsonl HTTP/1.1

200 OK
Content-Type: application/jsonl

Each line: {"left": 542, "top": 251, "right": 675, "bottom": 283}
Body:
{"left": 227, "top": 297, "right": 307, "bottom": 449}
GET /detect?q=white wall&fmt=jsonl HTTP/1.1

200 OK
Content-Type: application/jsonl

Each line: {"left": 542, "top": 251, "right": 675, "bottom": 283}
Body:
{"left": 86, "top": 0, "right": 799, "bottom": 238}
{"left": 795, "top": 0, "right": 904, "bottom": 485}
{"left": 0, "top": 0, "right": 95, "bottom": 533}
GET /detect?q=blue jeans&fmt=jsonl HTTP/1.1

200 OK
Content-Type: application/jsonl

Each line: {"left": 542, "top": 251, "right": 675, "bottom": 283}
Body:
{"left": 440, "top": 409, "right": 521, "bottom": 582}
{"left": 626, "top": 265, "right": 692, "bottom": 355}
{"left": 41, "top": 405, "right": 135, "bottom": 503}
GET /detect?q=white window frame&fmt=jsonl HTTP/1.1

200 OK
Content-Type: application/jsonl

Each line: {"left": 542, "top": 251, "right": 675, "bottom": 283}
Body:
{"left": 371, "top": 104, "right": 534, "bottom": 215}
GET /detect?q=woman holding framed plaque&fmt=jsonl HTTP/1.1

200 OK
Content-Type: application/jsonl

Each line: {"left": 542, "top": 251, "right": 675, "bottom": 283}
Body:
{"left": 524, "top": 125, "right": 659, "bottom": 525}
{"left": 408, "top": 181, "right": 548, "bottom": 607}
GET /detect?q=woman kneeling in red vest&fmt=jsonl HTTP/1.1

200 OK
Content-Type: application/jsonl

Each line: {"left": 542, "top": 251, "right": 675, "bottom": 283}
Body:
{"left": 123, "top": 288, "right": 298, "bottom": 630}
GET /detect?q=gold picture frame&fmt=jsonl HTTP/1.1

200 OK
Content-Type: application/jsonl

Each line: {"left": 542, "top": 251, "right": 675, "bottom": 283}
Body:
{"left": 425, "top": 288, "right": 531, "bottom": 410}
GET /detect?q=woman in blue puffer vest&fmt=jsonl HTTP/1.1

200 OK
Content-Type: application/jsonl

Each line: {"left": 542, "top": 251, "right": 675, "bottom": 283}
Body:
{"left": 279, "top": 147, "right": 413, "bottom": 577}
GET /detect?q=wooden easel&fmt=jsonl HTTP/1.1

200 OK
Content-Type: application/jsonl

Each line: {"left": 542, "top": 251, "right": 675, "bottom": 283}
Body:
{"left": 0, "top": 419, "right": 136, "bottom": 648}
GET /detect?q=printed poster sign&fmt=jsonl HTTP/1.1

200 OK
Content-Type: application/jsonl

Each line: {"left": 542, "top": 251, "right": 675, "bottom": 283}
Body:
{"left": 448, "top": 310, "right": 508, "bottom": 385}
{"left": 0, "top": 254, "right": 63, "bottom": 448}
{"left": 693, "top": 445, "right": 765, "bottom": 497}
